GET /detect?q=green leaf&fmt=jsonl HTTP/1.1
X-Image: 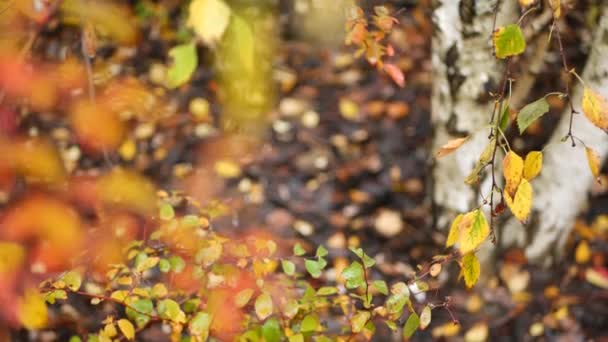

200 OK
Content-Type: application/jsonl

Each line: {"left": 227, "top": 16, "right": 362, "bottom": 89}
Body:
{"left": 159, "top": 203, "right": 174, "bottom": 221}
{"left": 68, "top": 336, "right": 82, "bottom": 342}
{"left": 500, "top": 103, "right": 510, "bottom": 132}
{"left": 126, "top": 299, "right": 153, "bottom": 329}
{"left": 349, "top": 247, "right": 376, "bottom": 268}
{"left": 288, "top": 334, "right": 304, "bottom": 342}
{"left": 373, "top": 280, "right": 388, "bottom": 295}
{"left": 189, "top": 312, "right": 212, "bottom": 340}
{"left": 305, "top": 259, "right": 323, "bottom": 278}
{"left": 493, "top": 24, "right": 526, "bottom": 59}
{"left": 158, "top": 259, "right": 171, "bottom": 273}
{"left": 351, "top": 311, "right": 371, "bottom": 333}
{"left": 62, "top": 271, "right": 82, "bottom": 291}
{"left": 261, "top": 318, "right": 282, "bottom": 342}
{"left": 300, "top": 314, "right": 319, "bottom": 333}
{"left": 316, "top": 245, "right": 328, "bottom": 258}
{"left": 168, "top": 256, "right": 186, "bottom": 273}
{"left": 385, "top": 320, "right": 397, "bottom": 331}
{"left": 342, "top": 261, "right": 365, "bottom": 289}
{"left": 462, "top": 252, "right": 481, "bottom": 288}
{"left": 293, "top": 243, "right": 305, "bottom": 256}
{"left": 157, "top": 299, "right": 186, "bottom": 323}
{"left": 44, "top": 289, "right": 67, "bottom": 304}
{"left": 316, "top": 286, "right": 338, "bottom": 296}
{"left": 403, "top": 312, "right": 420, "bottom": 339}
{"left": 183, "top": 298, "right": 201, "bottom": 313}
{"left": 167, "top": 43, "right": 198, "bottom": 88}
{"left": 254, "top": 292, "right": 273, "bottom": 320}
{"left": 281, "top": 260, "right": 295, "bottom": 276}
{"left": 517, "top": 97, "right": 550, "bottom": 134}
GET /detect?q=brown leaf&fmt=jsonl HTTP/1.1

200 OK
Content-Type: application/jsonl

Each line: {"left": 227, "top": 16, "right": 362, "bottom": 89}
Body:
{"left": 436, "top": 137, "right": 469, "bottom": 158}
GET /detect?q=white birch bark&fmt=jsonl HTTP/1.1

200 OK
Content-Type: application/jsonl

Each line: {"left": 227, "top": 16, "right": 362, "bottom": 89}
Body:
{"left": 501, "top": 4, "right": 608, "bottom": 264}
{"left": 431, "top": 0, "right": 518, "bottom": 228}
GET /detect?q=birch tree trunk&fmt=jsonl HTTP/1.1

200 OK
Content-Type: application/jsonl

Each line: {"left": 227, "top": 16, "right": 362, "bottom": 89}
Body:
{"left": 501, "top": 4, "right": 608, "bottom": 264}
{"left": 432, "top": 1, "right": 608, "bottom": 265}
{"left": 431, "top": 0, "right": 518, "bottom": 227}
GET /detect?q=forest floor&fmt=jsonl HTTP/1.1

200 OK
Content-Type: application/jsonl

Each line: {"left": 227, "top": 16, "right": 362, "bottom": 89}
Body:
{"left": 3, "top": 1, "right": 608, "bottom": 341}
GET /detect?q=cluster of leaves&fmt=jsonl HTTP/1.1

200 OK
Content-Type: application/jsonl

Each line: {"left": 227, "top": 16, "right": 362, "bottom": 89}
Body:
{"left": 18, "top": 193, "right": 461, "bottom": 341}
{"left": 344, "top": 5, "right": 404, "bottom": 87}
{"left": 436, "top": 0, "right": 608, "bottom": 288}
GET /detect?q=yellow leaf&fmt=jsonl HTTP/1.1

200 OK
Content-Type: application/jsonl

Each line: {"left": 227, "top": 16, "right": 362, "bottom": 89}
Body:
{"left": 446, "top": 214, "right": 463, "bottom": 248}
{"left": 254, "top": 292, "right": 273, "bottom": 320}
{"left": 117, "top": 319, "right": 135, "bottom": 340}
{"left": 523, "top": 151, "right": 542, "bottom": 180}
{"left": 582, "top": 87, "right": 608, "bottom": 131}
{"left": 419, "top": 305, "right": 432, "bottom": 330}
{"left": 188, "top": 0, "right": 231, "bottom": 46}
{"left": 462, "top": 253, "right": 480, "bottom": 288}
{"left": 0, "top": 242, "right": 25, "bottom": 274}
{"left": 549, "top": 0, "right": 561, "bottom": 19}
{"left": 585, "top": 147, "right": 601, "bottom": 181}
{"left": 503, "top": 151, "right": 524, "bottom": 196}
{"left": 103, "top": 323, "right": 117, "bottom": 338}
{"left": 18, "top": 289, "right": 48, "bottom": 330}
{"left": 436, "top": 137, "right": 469, "bottom": 158}
{"left": 504, "top": 178, "right": 533, "bottom": 222}
{"left": 458, "top": 210, "right": 489, "bottom": 255}
{"left": 518, "top": 0, "right": 536, "bottom": 8}
{"left": 575, "top": 240, "right": 591, "bottom": 264}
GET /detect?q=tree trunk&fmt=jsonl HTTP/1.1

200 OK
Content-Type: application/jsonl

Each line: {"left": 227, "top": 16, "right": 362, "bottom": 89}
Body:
{"left": 431, "top": 0, "right": 518, "bottom": 227}
{"left": 431, "top": 1, "right": 608, "bottom": 265}
{"left": 501, "top": 4, "right": 608, "bottom": 264}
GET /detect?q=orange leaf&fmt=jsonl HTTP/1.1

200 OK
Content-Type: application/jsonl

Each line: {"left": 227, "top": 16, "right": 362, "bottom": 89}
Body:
{"left": 383, "top": 63, "right": 404, "bottom": 87}
{"left": 436, "top": 137, "right": 469, "bottom": 158}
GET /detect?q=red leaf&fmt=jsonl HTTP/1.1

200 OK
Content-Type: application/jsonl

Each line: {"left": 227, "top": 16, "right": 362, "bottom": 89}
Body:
{"left": 383, "top": 63, "right": 405, "bottom": 87}
{"left": 0, "top": 107, "right": 18, "bottom": 135}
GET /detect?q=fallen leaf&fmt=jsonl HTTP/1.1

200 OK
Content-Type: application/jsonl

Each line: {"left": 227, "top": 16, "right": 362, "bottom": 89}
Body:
{"left": 188, "top": 0, "right": 231, "bottom": 46}
{"left": 167, "top": 43, "right": 198, "bottom": 89}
